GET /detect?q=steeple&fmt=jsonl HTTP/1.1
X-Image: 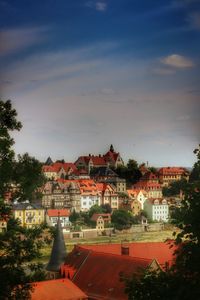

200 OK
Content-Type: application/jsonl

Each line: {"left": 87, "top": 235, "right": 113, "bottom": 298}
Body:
{"left": 46, "top": 214, "right": 66, "bottom": 278}
{"left": 110, "top": 144, "right": 114, "bottom": 153}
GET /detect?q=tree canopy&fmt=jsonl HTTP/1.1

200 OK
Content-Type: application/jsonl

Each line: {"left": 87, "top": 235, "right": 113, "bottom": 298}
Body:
{"left": 0, "top": 100, "right": 22, "bottom": 196}
{"left": 111, "top": 209, "right": 136, "bottom": 230}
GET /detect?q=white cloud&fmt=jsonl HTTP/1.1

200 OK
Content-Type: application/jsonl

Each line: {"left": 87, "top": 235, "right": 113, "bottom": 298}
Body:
{"left": 96, "top": 2, "right": 107, "bottom": 11}
{"left": 0, "top": 26, "right": 49, "bottom": 56}
{"left": 85, "top": 1, "right": 107, "bottom": 11}
{"left": 161, "top": 54, "right": 195, "bottom": 68}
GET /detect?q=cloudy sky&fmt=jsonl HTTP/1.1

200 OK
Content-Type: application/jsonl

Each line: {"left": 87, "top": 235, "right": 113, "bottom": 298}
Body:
{"left": 0, "top": 0, "right": 200, "bottom": 167}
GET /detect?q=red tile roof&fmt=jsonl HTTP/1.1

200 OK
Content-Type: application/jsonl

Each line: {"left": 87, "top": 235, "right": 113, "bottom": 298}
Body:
{"left": 31, "top": 278, "right": 88, "bottom": 300}
{"left": 158, "top": 167, "right": 188, "bottom": 175}
{"left": 81, "top": 241, "right": 176, "bottom": 268}
{"left": 47, "top": 209, "right": 70, "bottom": 217}
{"left": 62, "top": 246, "right": 153, "bottom": 300}
{"left": 91, "top": 213, "right": 111, "bottom": 222}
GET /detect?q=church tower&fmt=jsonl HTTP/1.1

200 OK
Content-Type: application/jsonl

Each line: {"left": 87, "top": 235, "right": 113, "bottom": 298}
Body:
{"left": 46, "top": 214, "right": 66, "bottom": 279}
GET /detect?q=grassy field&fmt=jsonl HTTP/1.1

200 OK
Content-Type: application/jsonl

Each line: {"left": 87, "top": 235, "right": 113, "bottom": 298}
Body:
{"left": 39, "top": 226, "right": 177, "bottom": 263}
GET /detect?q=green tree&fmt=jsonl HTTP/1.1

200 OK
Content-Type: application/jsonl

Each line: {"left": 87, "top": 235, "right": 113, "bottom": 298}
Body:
{"left": 101, "top": 203, "right": 112, "bottom": 213}
{"left": 88, "top": 204, "right": 103, "bottom": 218}
{"left": 162, "top": 178, "right": 187, "bottom": 197}
{"left": 0, "top": 200, "right": 47, "bottom": 299}
{"left": 13, "top": 153, "right": 46, "bottom": 201}
{"left": 125, "top": 146, "right": 200, "bottom": 299}
{"left": 0, "top": 100, "right": 22, "bottom": 196}
{"left": 115, "top": 159, "right": 142, "bottom": 187}
{"left": 111, "top": 209, "right": 135, "bottom": 230}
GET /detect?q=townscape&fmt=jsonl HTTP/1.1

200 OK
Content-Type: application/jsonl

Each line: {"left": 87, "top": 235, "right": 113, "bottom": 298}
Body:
{"left": 1, "top": 102, "right": 198, "bottom": 299}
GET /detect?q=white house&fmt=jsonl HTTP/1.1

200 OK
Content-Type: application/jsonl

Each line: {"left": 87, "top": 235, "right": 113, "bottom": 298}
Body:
{"left": 46, "top": 209, "right": 71, "bottom": 227}
{"left": 144, "top": 198, "right": 169, "bottom": 222}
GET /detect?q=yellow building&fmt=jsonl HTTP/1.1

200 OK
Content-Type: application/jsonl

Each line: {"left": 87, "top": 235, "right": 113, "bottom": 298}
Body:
{"left": 13, "top": 202, "right": 45, "bottom": 228}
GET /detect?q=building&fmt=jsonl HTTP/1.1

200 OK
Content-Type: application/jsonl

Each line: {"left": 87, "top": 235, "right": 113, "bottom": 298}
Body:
{"left": 158, "top": 167, "right": 189, "bottom": 187}
{"left": 103, "top": 144, "right": 124, "bottom": 168}
{"left": 12, "top": 202, "right": 45, "bottom": 228}
{"left": 74, "top": 145, "right": 124, "bottom": 173}
{"left": 31, "top": 279, "right": 88, "bottom": 300}
{"left": 42, "top": 180, "right": 81, "bottom": 212}
{"left": 90, "top": 166, "right": 118, "bottom": 181}
{"left": 144, "top": 198, "right": 169, "bottom": 222}
{"left": 91, "top": 213, "right": 111, "bottom": 233}
{"left": 80, "top": 241, "right": 176, "bottom": 269}
{"left": 132, "top": 172, "right": 162, "bottom": 199}
{"left": 127, "top": 189, "right": 147, "bottom": 210}
{"left": 75, "top": 155, "right": 108, "bottom": 173}
{"left": 42, "top": 162, "right": 78, "bottom": 180}
{"left": 79, "top": 180, "right": 101, "bottom": 212}
{"left": 46, "top": 209, "right": 71, "bottom": 228}
{"left": 61, "top": 245, "right": 160, "bottom": 300}
{"left": 96, "top": 183, "right": 119, "bottom": 210}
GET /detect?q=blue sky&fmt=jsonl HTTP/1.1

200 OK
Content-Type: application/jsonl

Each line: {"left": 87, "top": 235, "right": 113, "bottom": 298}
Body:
{"left": 0, "top": 0, "right": 200, "bottom": 167}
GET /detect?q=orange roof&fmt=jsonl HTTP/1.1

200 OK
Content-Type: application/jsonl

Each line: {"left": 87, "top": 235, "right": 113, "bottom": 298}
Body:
{"left": 47, "top": 209, "right": 70, "bottom": 217}
{"left": 158, "top": 167, "right": 187, "bottom": 175}
{"left": 81, "top": 241, "right": 176, "bottom": 268}
{"left": 91, "top": 213, "right": 111, "bottom": 222}
{"left": 31, "top": 278, "right": 88, "bottom": 300}
{"left": 62, "top": 246, "right": 153, "bottom": 300}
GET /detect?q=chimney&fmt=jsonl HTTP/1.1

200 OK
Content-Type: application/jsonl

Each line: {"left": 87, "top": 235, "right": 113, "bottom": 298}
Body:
{"left": 121, "top": 241, "right": 129, "bottom": 256}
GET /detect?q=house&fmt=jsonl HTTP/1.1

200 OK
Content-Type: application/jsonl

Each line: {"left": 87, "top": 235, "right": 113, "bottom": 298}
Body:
{"left": 127, "top": 189, "right": 147, "bottom": 210}
{"left": 13, "top": 202, "right": 45, "bottom": 228}
{"left": 75, "top": 155, "right": 108, "bottom": 173}
{"left": 144, "top": 198, "right": 169, "bottom": 222}
{"left": 90, "top": 166, "right": 118, "bottom": 181}
{"left": 105, "top": 177, "right": 127, "bottom": 193}
{"left": 42, "top": 180, "right": 81, "bottom": 212}
{"left": 74, "top": 145, "right": 124, "bottom": 173}
{"left": 91, "top": 213, "right": 111, "bottom": 232}
{"left": 132, "top": 172, "right": 162, "bottom": 199}
{"left": 158, "top": 167, "right": 189, "bottom": 187}
{"left": 42, "top": 162, "right": 78, "bottom": 180}
{"left": 31, "top": 279, "right": 88, "bottom": 300}
{"left": 46, "top": 209, "right": 71, "bottom": 228}
{"left": 96, "top": 183, "right": 119, "bottom": 210}
{"left": 61, "top": 245, "right": 160, "bottom": 300}
{"left": 79, "top": 180, "right": 101, "bottom": 212}
{"left": 80, "top": 241, "right": 176, "bottom": 269}
{"left": 103, "top": 144, "right": 124, "bottom": 168}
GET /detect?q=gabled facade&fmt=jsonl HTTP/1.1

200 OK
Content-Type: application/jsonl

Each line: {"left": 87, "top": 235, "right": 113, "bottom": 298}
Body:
{"left": 13, "top": 202, "right": 45, "bottom": 228}
{"left": 91, "top": 213, "right": 111, "bottom": 232}
{"left": 144, "top": 198, "right": 169, "bottom": 222}
{"left": 46, "top": 209, "right": 71, "bottom": 228}
{"left": 42, "top": 180, "right": 81, "bottom": 212}
{"left": 97, "top": 183, "right": 119, "bottom": 210}
{"left": 79, "top": 179, "right": 101, "bottom": 212}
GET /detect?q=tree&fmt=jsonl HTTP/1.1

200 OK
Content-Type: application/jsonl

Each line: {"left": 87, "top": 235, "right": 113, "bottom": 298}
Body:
{"left": 88, "top": 204, "right": 103, "bottom": 218}
{"left": 114, "top": 159, "right": 142, "bottom": 187}
{"left": 125, "top": 146, "right": 200, "bottom": 299}
{"left": 162, "top": 178, "right": 187, "bottom": 197}
{"left": 111, "top": 209, "right": 136, "bottom": 230}
{"left": 13, "top": 153, "right": 46, "bottom": 201}
{"left": 101, "top": 203, "right": 112, "bottom": 213}
{"left": 0, "top": 100, "right": 22, "bottom": 196}
{"left": 0, "top": 200, "right": 47, "bottom": 299}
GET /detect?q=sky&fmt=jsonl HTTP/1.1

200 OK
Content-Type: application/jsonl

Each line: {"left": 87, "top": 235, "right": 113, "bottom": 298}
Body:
{"left": 0, "top": 0, "right": 200, "bottom": 167}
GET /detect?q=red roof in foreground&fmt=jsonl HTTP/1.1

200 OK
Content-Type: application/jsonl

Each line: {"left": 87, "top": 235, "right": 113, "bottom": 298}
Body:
{"left": 47, "top": 209, "right": 70, "bottom": 217}
{"left": 31, "top": 278, "right": 88, "bottom": 300}
{"left": 62, "top": 246, "right": 153, "bottom": 300}
{"left": 81, "top": 241, "right": 176, "bottom": 268}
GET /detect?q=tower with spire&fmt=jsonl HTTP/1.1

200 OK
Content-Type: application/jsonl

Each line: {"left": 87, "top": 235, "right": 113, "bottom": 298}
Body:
{"left": 46, "top": 213, "right": 67, "bottom": 279}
